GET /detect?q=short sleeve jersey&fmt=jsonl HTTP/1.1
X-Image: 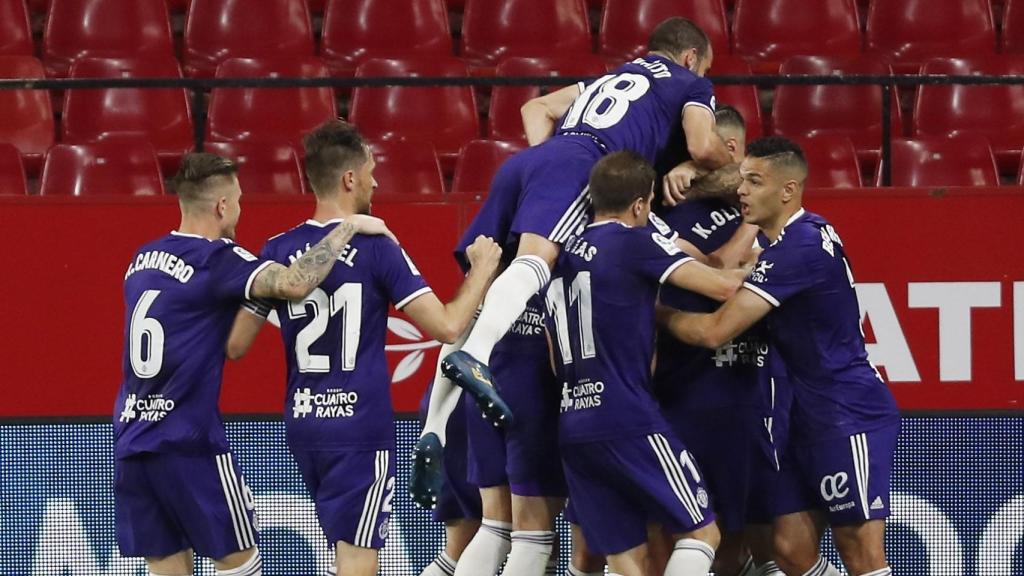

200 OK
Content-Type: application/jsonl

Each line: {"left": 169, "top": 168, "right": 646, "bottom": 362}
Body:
{"left": 546, "top": 221, "right": 694, "bottom": 444}
{"left": 555, "top": 54, "right": 716, "bottom": 165}
{"left": 114, "top": 232, "right": 274, "bottom": 458}
{"left": 743, "top": 209, "right": 899, "bottom": 440}
{"left": 249, "top": 219, "right": 430, "bottom": 450}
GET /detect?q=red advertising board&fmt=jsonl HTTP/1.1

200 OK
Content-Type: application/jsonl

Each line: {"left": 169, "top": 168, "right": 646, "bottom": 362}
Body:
{"left": 0, "top": 189, "right": 1020, "bottom": 417}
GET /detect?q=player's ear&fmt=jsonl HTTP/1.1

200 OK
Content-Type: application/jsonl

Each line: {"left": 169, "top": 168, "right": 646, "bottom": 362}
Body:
{"left": 215, "top": 195, "right": 228, "bottom": 218}
{"left": 341, "top": 169, "right": 356, "bottom": 193}
{"left": 781, "top": 180, "right": 797, "bottom": 203}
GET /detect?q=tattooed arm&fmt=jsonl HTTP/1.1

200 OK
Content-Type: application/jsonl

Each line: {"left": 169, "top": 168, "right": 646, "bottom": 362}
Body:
{"left": 249, "top": 215, "right": 394, "bottom": 301}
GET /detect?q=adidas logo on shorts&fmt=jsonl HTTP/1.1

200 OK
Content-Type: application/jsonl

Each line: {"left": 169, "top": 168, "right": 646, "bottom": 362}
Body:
{"left": 870, "top": 496, "right": 885, "bottom": 510}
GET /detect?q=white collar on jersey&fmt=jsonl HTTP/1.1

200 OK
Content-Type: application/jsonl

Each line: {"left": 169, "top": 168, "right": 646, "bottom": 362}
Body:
{"left": 586, "top": 219, "right": 629, "bottom": 229}
{"left": 771, "top": 207, "right": 807, "bottom": 246}
{"left": 304, "top": 218, "right": 346, "bottom": 227}
{"left": 170, "top": 230, "right": 207, "bottom": 240}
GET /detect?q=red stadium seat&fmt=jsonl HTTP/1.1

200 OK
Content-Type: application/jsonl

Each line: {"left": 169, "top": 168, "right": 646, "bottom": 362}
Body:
{"left": 0, "top": 143, "right": 28, "bottom": 195}
{"left": 206, "top": 57, "right": 337, "bottom": 149}
{"left": 307, "top": 0, "right": 323, "bottom": 12}
{"left": 1004, "top": 0, "right": 1024, "bottom": 53}
{"left": 461, "top": 0, "right": 591, "bottom": 70}
{"left": 489, "top": 55, "right": 608, "bottom": 142}
{"left": 452, "top": 139, "right": 525, "bottom": 199}
{"left": 0, "top": 56, "right": 55, "bottom": 175}
{"left": 367, "top": 139, "right": 446, "bottom": 201}
{"left": 321, "top": 0, "right": 452, "bottom": 78}
{"left": 707, "top": 55, "right": 763, "bottom": 141}
{"left": 0, "top": 0, "right": 33, "bottom": 56}
{"left": 43, "top": 0, "right": 175, "bottom": 77}
{"left": 598, "top": 0, "right": 729, "bottom": 63}
{"left": 63, "top": 57, "right": 193, "bottom": 172}
{"left": 184, "top": 0, "right": 315, "bottom": 78}
{"left": 772, "top": 55, "right": 902, "bottom": 169}
{"left": 40, "top": 141, "right": 165, "bottom": 196}
{"left": 913, "top": 56, "right": 1024, "bottom": 175}
{"left": 28, "top": 0, "right": 47, "bottom": 12}
{"left": 350, "top": 58, "right": 480, "bottom": 175}
{"left": 866, "top": 0, "right": 995, "bottom": 74}
{"left": 733, "top": 0, "right": 860, "bottom": 73}
{"left": 883, "top": 136, "right": 999, "bottom": 187}
{"left": 794, "top": 135, "right": 862, "bottom": 188}
{"left": 204, "top": 141, "right": 307, "bottom": 195}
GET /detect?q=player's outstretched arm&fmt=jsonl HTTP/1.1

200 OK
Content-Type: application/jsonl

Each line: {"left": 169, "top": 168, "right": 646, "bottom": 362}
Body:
{"left": 226, "top": 309, "right": 266, "bottom": 360}
{"left": 521, "top": 84, "right": 582, "bottom": 146}
{"left": 402, "top": 235, "right": 503, "bottom": 344}
{"left": 250, "top": 215, "right": 396, "bottom": 301}
{"left": 682, "top": 106, "right": 732, "bottom": 170}
{"left": 706, "top": 223, "right": 759, "bottom": 270}
{"left": 666, "top": 259, "right": 742, "bottom": 302}
{"left": 658, "top": 288, "right": 773, "bottom": 349}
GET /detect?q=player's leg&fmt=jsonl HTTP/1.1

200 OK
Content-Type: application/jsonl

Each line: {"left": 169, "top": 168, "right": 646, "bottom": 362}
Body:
{"left": 139, "top": 452, "right": 260, "bottom": 575}
{"left": 823, "top": 424, "right": 899, "bottom": 575}
{"left": 453, "top": 486, "right": 514, "bottom": 576}
{"left": 606, "top": 543, "right": 648, "bottom": 576}
{"left": 744, "top": 524, "right": 783, "bottom": 575}
{"left": 566, "top": 510, "right": 605, "bottom": 576}
{"left": 421, "top": 518, "right": 483, "bottom": 576}
{"left": 666, "top": 522, "right": 720, "bottom": 576}
{"left": 145, "top": 550, "right": 194, "bottom": 576}
{"left": 444, "top": 145, "right": 597, "bottom": 424}
{"left": 293, "top": 448, "right": 394, "bottom": 576}
{"left": 500, "top": 495, "right": 564, "bottom": 576}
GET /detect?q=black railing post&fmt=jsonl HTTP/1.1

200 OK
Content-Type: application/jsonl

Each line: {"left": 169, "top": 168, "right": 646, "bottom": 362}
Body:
{"left": 192, "top": 86, "right": 206, "bottom": 152}
{"left": 881, "top": 82, "right": 892, "bottom": 187}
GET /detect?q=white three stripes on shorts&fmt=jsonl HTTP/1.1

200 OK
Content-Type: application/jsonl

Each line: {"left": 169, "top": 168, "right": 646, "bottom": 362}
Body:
{"left": 216, "top": 453, "right": 256, "bottom": 551}
{"left": 850, "top": 432, "right": 871, "bottom": 520}
{"left": 647, "top": 434, "right": 704, "bottom": 525}
{"left": 548, "top": 187, "right": 592, "bottom": 244}
{"left": 355, "top": 450, "right": 390, "bottom": 548}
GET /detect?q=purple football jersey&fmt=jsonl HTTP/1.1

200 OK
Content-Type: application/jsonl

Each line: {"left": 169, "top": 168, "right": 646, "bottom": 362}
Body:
{"left": 249, "top": 219, "right": 430, "bottom": 450}
{"left": 743, "top": 209, "right": 900, "bottom": 440}
{"left": 555, "top": 54, "right": 716, "bottom": 165}
{"left": 114, "top": 232, "right": 274, "bottom": 458}
{"left": 545, "top": 220, "right": 694, "bottom": 444}
{"left": 655, "top": 199, "right": 768, "bottom": 410}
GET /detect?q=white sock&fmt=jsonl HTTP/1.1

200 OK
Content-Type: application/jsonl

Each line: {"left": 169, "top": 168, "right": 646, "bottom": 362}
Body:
{"left": 421, "top": 551, "right": 458, "bottom": 576}
{"left": 453, "top": 519, "right": 513, "bottom": 576}
{"left": 499, "top": 530, "right": 556, "bottom": 576}
{"left": 324, "top": 567, "right": 337, "bottom": 576}
{"left": 461, "top": 256, "right": 550, "bottom": 364}
{"left": 859, "top": 569, "right": 892, "bottom": 576}
{"left": 421, "top": 315, "right": 476, "bottom": 443}
{"left": 566, "top": 565, "right": 603, "bottom": 576}
{"left": 756, "top": 561, "right": 785, "bottom": 575}
{"left": 215, "top": 549, "right": 262, "bottom": 576}
{"left": 545, "top": 552, "right": 558, "bottom": 576}
{"left": 665, "top": 538, "right": 715, "bottom": 576}
{"left": 802, "top": 556, "right": 843, "bottom": 576}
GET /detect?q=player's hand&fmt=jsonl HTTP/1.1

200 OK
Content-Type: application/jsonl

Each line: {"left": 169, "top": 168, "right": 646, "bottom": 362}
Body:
{"left": 662, "top": 161, "right": 700, "bottom": 207}
{"left": 347, "top": 214, "right": 398, "bottom": 244}
{"left": 465, "top": 235, "right": 502, "bottom": 276}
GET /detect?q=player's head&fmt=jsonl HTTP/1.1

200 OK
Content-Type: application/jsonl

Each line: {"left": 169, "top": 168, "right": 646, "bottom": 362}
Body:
{"left": 171, "top": 152, "right": 242, "bottom": 239}
{"left": 714, "top": 104, "right": 746, "bottom": 162}
{"left": 648, "top": 17, "right": 712, "bottom": 77}
{"left": 589, "top": 151, "right": 657, "bottom": 226}
{"left": 738, "top": 137, "right": 807, "bottom": 227}
{"left": 304, "top": 119, "right": 377, "bottom": 214}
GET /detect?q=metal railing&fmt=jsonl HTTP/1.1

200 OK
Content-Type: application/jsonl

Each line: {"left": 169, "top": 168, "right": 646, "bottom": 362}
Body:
{"left": 3, "top": 73, "right": 1022, "bottom": 186}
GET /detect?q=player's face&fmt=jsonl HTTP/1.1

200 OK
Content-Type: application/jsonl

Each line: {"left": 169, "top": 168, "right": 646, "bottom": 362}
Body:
{"left": 737, "top": 157, "right": 780, "bottom": 227}
{"left": 696, "top": 44, "right": 714, "bottom": 78}
{"left": 353, "top": 151, "right": 378, "bottom": 215}
{"left": 218, "top": 176, "right": 243, "bottom": 240}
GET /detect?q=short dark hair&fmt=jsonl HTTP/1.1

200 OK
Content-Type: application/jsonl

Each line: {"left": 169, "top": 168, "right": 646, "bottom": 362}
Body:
{"left": 648, "top": 17, "right": 710, "bottom": 60}
{"left": 172, "top": 153, "right": 238, "bottom": 201}
{"left": 714, "top": 104, "right": 745, "bottom": 134}
{"left": 304, "top": 119, "right": 369, "bottom": 196}
{"left": 746, "top": 136, "right": 807, "bottom": 178}
{"left": 589, "top": 151, "right": 657, "bottom": 214}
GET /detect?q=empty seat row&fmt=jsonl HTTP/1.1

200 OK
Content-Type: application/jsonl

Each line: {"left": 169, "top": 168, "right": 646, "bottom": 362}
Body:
{"left": 5, "top": 0, "right": 1024, "bottom": 78}
{"left": 0, "top": 135, "right": 1011, "bottom": 199}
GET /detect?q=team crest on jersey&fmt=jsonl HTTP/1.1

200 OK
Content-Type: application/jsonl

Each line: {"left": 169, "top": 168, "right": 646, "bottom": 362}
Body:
{"left": 750, "top": 260, "right": 773, "bottom": 283}
{"left": 696, "top": 488, "right": 709, "bottom": 508}
{"left": 378, "top": 518, "right": 390, "bottom": 540}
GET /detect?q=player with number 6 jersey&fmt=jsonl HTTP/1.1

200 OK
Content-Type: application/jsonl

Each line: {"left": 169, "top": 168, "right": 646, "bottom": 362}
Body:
{"left": 227, "top": 120, "right": 501, "bottom": 576}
